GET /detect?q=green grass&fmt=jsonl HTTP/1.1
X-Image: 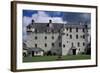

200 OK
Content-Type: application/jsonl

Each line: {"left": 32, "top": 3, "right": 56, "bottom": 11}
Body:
{"left": 23, "top": 55, "right": 91, "bottom": 62}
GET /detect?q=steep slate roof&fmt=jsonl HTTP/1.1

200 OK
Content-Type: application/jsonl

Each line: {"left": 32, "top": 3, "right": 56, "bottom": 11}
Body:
{"left": 27, "top": 47, "right": 44, "bottom": 52}
{"left": 26, "top": 22, "right": 90, "bottom": 33}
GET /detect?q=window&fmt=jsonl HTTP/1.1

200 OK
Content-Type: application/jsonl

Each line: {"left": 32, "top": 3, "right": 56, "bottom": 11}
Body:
{"left": 70, "top": 34, "right": 72, "bottom": 39}
{"left": 72, "top": 42, "right": 74, "bottom": 46}
{"left": 66, "top": 28, "right": 68, "bottom": 31}
{"left": 52, "top": 36, "right": 54, "bottom": 39}
{"left": 52, "top": 43, "right": 54, "bottom": 47}
{"left": 45, "top": 36, "right": 47, "bottom": 39}
{"left": 70, "top": 28, "right": 72, "bottom": 32}
{"left": 59, "top": 42, "right": 62, "bottom": 47}
{"left": 79, "top": 48, "right": 80, "bottom": 51}
{"left": 83, "top": 35, "right": 85, "bottom": 39}
{"left": 66, "top": 34, "right": 68, "bottom": 36}
{"left": 35, "top": 36, "right": 37, "bottom": 40}
{"left": 83, "top": 42, "right": 85, "bottom": 46}
{"left": 45, "top": 43, "right": 47, "bottom": 47}
{"left": 35, "top": 44, "right": 37, "bottom": 47}
{"left": 58, "top": 36, "right": 61, "bottom": 40}
{"left": 77, "top": 42, "right": 80, "bottom": 47}
{"left": 76, "top": 28, "right": 78, "bottom": 32}
{"left": 82, "top": 28, "right": 85, "bottom": 32}
{"left": 63, "top": 44, "right": 65, "bottom": 48}
{"left": 80, "top": 35, "right": 83, "bottom": 38}
{"left": 76, "top": 34, "right": 78, "bottom": 39}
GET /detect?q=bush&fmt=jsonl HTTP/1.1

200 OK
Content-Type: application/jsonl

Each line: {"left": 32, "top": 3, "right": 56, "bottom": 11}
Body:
{"left": 23, "top": 53, "right": 27, "bottom": 57}
{"left": 47, "top": 51, "right": 52, "bottom": 56}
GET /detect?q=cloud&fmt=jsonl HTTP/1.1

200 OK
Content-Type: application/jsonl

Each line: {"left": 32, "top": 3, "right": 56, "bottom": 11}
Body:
{"left": 23, "top": 11, "right": 66, "bottom": 40}
{"left": 31, "top": 11, "right": 66, "bottom": 23}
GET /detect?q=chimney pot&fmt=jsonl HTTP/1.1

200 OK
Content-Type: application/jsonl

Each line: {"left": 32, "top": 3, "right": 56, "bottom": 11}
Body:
{"left": 32, "top": 19, "right": 34, "bottom": 24}
{"left": 49, "top": 20, "right": 52, "bottom": 23}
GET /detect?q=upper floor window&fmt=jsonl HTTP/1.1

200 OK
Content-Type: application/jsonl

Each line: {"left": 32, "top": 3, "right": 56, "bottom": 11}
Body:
{"left": 52, "top": 36, "right": 54, "bottom": 39}
{"left": 83, "top": 35, "right": 85, "bottom": 39}
{"left": 66, "top": 34, "right": 68, "bottom": 36}
{"left": 59, "top": 42, "right": 62, "bottom": 47}
{"left": 63, "top": 44, "right": 65, "bottom": 48}
{"left": 35, "top": 44, "right": 37, "bottom": 47}
{"left": 77, "top": 42, "right": 80, "bottom": 47}
{"left": 83, "top": 42, "right": 85, "bottom": 46}
{"left": 35, "top": 36, "right": 37, "bottom": 40}
{"left": 70, "top": 28, "right": 72, "bottom": 32}
{"left": 52, "top": 43, "right": 54, "bottom": 47}
{"left": 58, "top": 36, "right": 61, "bottom": 40}
{"left": 76, "top": 34, "right": 78, "bottom": 39}
{"left": 70, "top": 34, "right": 72, "bottom": 39}
{"left": 45, "top": 43, "right": 47, "bottom": 47}
{"left": 82, "top": 28, "right": 85, "bottom": 32}
{"left": 45, "top": 36, "right": 47, "bottom": 40}
{"left": 66, "top": 28, "right": 68, "bottom": 31}
{"left": 76, "top": 28, "right": 78, "bottom": 32}
{"left": 72, "top": 42, "right": 74, "bottom": 46}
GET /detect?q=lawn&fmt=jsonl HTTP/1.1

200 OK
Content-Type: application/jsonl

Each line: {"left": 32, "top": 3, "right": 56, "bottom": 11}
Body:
{"left": 23, "top": 55, "right": 91, "bottom": 62}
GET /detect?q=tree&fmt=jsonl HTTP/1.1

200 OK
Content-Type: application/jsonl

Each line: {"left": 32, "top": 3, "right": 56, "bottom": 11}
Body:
{"left": 85, "top": 43, "right": 91, "bottom": 55}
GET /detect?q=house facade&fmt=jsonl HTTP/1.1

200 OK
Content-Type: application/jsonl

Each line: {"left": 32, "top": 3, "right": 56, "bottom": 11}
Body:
{"left": 24, "top": 20, "right": 91, "bottom": 56}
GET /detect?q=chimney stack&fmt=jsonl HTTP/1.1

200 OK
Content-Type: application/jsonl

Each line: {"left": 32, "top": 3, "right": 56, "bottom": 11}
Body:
{"left": 31, "top": 19, "right": 34, "bottom": 24}
{"left": 49, "top": 20, "right": 52, "bottom": 23}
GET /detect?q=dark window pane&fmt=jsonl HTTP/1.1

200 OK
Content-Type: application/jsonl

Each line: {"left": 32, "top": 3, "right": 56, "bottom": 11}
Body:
{"left": 35, "top": 36, "right": 37, "bottom": 40}
{"left": 66, "top": 28, "right": 68, "bottom": 31}
{"left": 58, "top": 36, "right": 61, "bottom": 40}
{"left": 83, "top": 28, "right": 85, "bottom": 32}
{"left": 45, "top": 36, "right": 47, "bottom": 39}
{"left": 83, "top": 35, "right": 85, "bottom": 39}
{"left": 63, "top": 44, "right": 65, "bottom": 48}
{"left": 76, "top": 34, "right": 78, "bottom": 39}
{"left": 45, "top": 43, "right": 47, "bottom": 47}
{"left": 77, "top": 42, "right": 80, "bottom": 47}
{"left": 70, "top": 35, "right": 72, "bottom": 39}
{"left": 70, "top": 28, "right": 72, "bottom": 32}
{"left": 76, "top": 28, "right": 78, "bottom": 32}
{"left": 72, "top": 42, "right": 74, "bottom": 46}
{"left": 52, "top": 36, "right": 54, "bottom": 39}
{"left": 59, "top": 42, "right": 62, "bottom": 47}
{"left": 83, "top": 42, "right": 85, "bottom": 46}
{"left": 66, "top": 34, "right": 68, "bottom": 36}
{"left": 52, "top": 43, "right": 54, "bottom": 47}
{"left": 35, "top": 44, "right": 37, "bottom": 47}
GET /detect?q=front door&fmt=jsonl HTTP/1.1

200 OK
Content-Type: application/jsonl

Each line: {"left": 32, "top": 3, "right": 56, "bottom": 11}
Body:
{"left": 72, "top": 49, "right": 76, "bottom": 55}
{"left": 32, "top": 51, "right": 34, "bottom": 56}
